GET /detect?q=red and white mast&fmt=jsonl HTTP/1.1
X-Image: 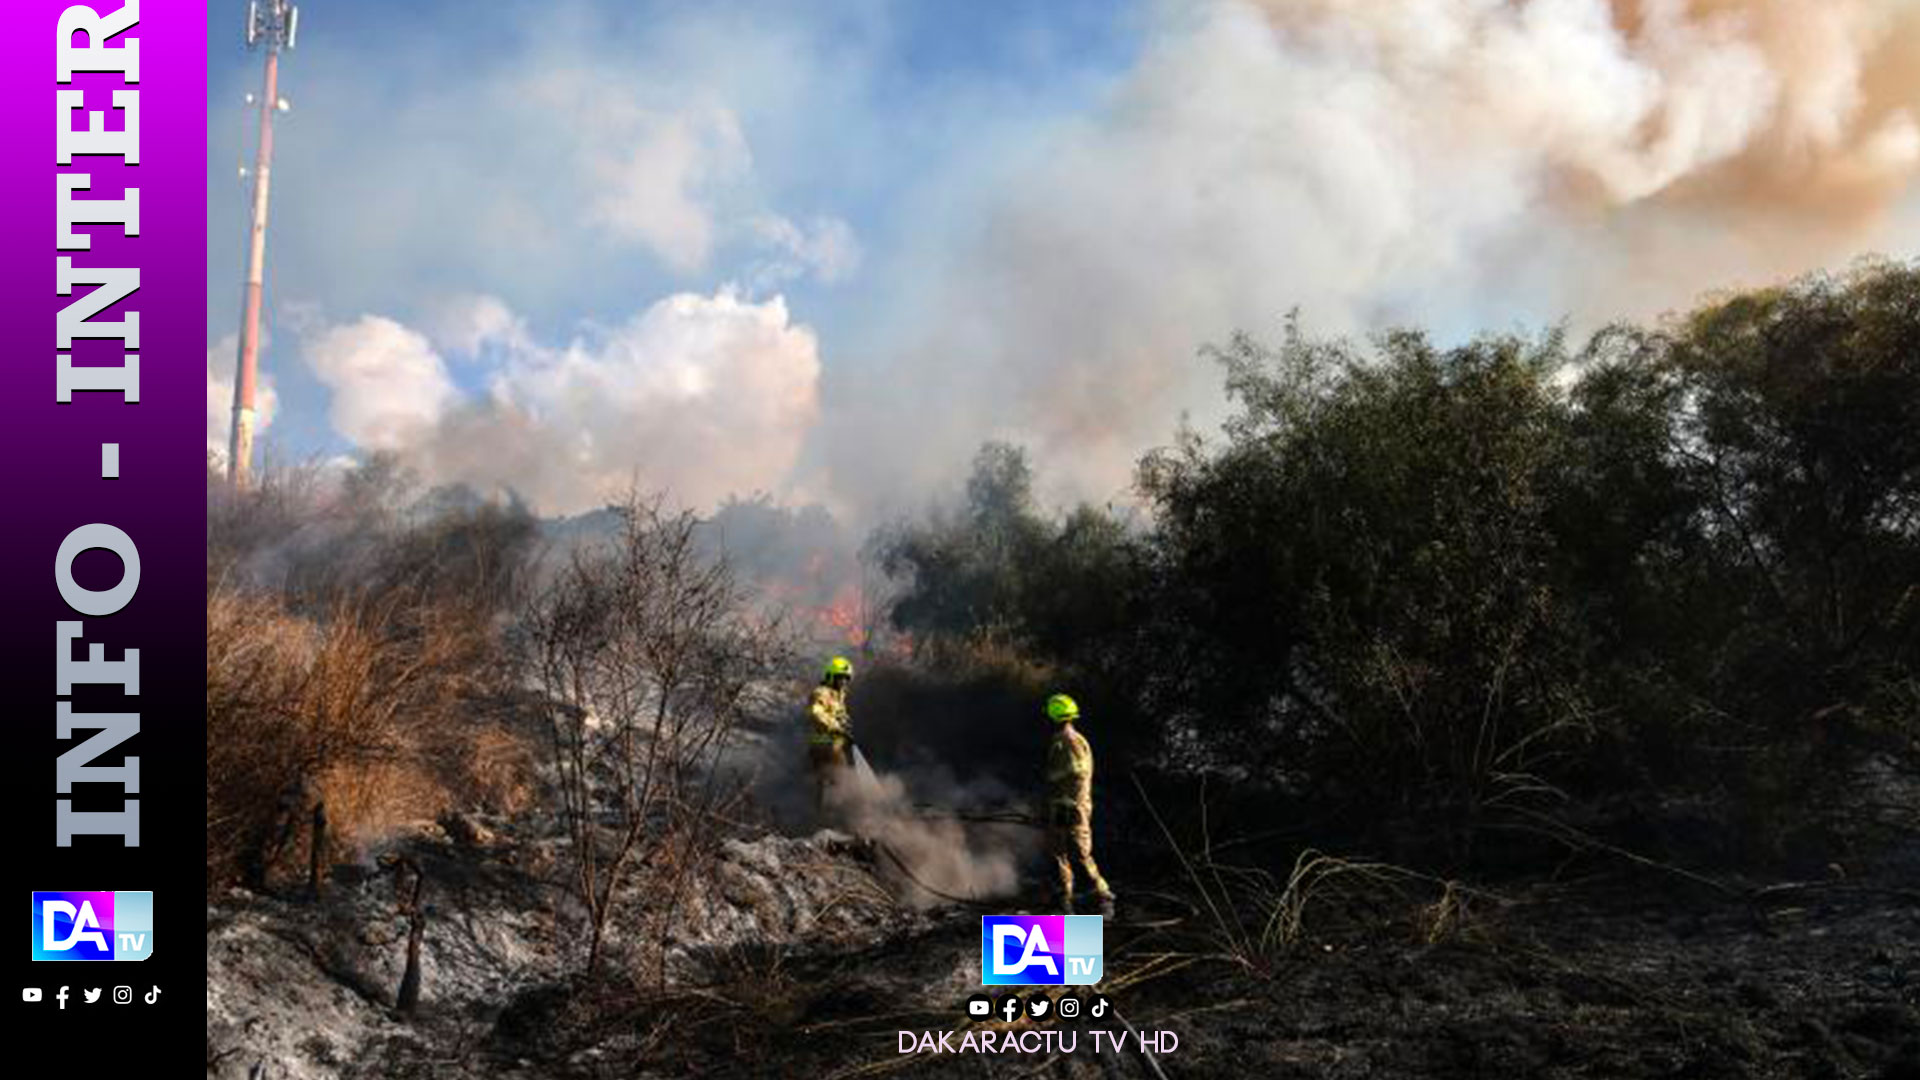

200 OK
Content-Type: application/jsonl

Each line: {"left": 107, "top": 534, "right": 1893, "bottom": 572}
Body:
{"left": 227, "top": 0, "right": 299, "bottom": 490}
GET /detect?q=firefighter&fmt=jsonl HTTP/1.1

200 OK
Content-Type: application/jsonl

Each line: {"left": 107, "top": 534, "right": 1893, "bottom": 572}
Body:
{"left": 808, "top": 656, "right": 856, "bottom": 810}
{"left": 1045, "top": 693, "right": 1114, "bottom": 915}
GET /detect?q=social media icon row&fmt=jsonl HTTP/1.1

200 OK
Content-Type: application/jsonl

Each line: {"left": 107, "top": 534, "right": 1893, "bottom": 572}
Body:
{"left": 964, "top": 991, "right": 1111, "bottom": 1023}
{"left": 21, "top": 985, "right": 156, "bottom": 1008}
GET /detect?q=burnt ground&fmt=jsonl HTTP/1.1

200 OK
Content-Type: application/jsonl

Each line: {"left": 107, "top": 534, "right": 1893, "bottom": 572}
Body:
{"left": 337, "top": 839, "right": 1920, "bottom": 1080}
{"left": 211, "top": 755, "right": 1920, "bottom": 1080}
{"left": 745, "top": 880, "right": 1906, "bottom": 1079}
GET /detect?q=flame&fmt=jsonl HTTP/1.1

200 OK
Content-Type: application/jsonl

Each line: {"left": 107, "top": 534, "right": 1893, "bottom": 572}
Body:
{"left": 820, "top": 583, "right": 866, "bottom": 647}
{"left": 753, "top": 564, "right": 874, "bottom": 649}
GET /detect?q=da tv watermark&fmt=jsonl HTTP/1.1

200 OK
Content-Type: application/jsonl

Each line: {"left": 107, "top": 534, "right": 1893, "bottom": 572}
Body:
{"left": 31, "top": 892, "right": 153, "bottom": 961}
{"left": 981, "top": 916, "right": 1102, "bottom": 985}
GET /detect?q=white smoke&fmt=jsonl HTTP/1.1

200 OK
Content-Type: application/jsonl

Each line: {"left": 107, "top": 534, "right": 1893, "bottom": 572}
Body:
{"left": 738, "top": 723, "right": 1033, "bottom": 909}
{"left": 579, "top": 102, "right": 753, "bottom": 274}
{"left": 267, "top": 1, "right": 1920, "bottom": 519}
{"left": 819, "top": 0, "right": 1920, "bottom": 514}
{"left": 421, "top": 294, "right": 529, "bottom": 358}
{"left": 300, "top": 289, "right": 821, "bottom": 514}
{"left": 748, "top": 214, "right": 864, "bottom": 287}
{"left": 826, "top": 765, "right": 1029, "bottom": 908}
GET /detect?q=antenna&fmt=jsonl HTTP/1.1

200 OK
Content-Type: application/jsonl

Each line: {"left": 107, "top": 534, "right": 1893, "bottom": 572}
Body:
{"left": 246, "top": 0, "right": 297, "bottom": 53}
{"left": 227, "top": 0, "right": 302, "bottom": 491}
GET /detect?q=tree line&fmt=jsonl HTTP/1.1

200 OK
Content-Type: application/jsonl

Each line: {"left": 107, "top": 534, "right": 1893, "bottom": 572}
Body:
{"left": 874, "top": 261, "right": 1920, "bottom": 861}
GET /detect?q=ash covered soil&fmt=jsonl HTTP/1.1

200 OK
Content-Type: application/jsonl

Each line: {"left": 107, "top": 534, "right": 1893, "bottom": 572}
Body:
{"left": 526, "top": 861, "right": 1920, "bottom": 1079}
{"left": 205, "top": 714, "right": 1920, "bottom": 1080}
{"left": 208, "top": 805, "right": 1920, "bottom": 1080}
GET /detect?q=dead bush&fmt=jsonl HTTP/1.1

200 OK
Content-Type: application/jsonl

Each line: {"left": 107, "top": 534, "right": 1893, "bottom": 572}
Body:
{"left": 206, "top": 587, "right": 313, "bottom": 886}
{"left": 207, "top": 454, "right": 333, "bottom": 581}
{"left": 518, "top": 492, "right": 792, "bottom": 979}
{"left": 206, "top": 582, "right": 516, "bottom": 889}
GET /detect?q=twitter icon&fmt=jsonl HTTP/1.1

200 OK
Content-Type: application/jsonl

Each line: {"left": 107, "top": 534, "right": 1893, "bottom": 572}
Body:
{"left": 82, "top": 988, "right": 102, "bottom": 1004}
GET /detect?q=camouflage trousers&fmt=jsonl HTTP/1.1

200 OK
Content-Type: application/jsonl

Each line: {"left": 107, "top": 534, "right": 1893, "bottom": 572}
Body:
{"left": 1047, "top": 806, "right": 1111, "bottom": 906}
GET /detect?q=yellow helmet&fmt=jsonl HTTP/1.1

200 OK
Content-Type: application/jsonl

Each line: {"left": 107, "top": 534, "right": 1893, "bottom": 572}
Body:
{"left": 1046, "top": 693, "right": 1079, "bottom": 724}
{"left": 824, "top": 656, "right": 854, "bottom": 680}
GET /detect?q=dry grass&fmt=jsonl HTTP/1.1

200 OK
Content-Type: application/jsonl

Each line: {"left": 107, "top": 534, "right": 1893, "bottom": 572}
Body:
{"left": 1133, "top": 777, "right": 1507, "bottom": 978}
{"left": 314, "top": 759, "right": 452, "bottom": 851}
{"left": 459, "top": 725, "right": 541, "bottom": 816}
{"left": 205, "top": 581, "right": 530, "bottom": 889}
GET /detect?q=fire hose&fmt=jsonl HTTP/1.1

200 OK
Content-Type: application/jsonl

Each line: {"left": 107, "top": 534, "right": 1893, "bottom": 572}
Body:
{"left": 872, "top": 838, "right": 997, "bottom": 907}
{"left": 845, "top": 750, "right": 1175, "bottom": 1079}
{"left": 910, "top": 803, "right": 1044, "bottom": 828}
{"left": 845, "top": 748, "right": 1188, "bottom": 928}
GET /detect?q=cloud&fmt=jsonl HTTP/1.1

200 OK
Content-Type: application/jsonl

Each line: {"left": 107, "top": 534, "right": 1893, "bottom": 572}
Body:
{"left": 305, "top": 316, "right": 459, "bottom": 452}
{"left": 300, "top": 290, "right": 820, "bottom": 514}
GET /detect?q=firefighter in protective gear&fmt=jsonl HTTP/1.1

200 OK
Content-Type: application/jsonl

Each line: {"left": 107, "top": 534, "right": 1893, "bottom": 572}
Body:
{"left": 808, "top": 656, "right": 855, "bottom": 809}
{"left": 1045, "top": 693, "right": 1114, "bottom": 914}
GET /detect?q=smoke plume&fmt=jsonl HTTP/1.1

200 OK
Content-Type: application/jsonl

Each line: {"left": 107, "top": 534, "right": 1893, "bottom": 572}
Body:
{"left": 742, "top": 704, "right": 1035, "bottom": 909}
{"left": 820, "top": 0, "right": 1920, "bottom": 515}
{"left": 278, "top": 1, "right": 1919, "bottom": 522}
{"left": 825, "top": 764, "right": 1031, "bottom": 908}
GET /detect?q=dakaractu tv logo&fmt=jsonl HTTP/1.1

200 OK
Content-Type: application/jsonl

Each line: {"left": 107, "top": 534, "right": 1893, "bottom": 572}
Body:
{"left": 981, "top": 915, "right": 1103, "bottom": 985}
{"left": 31, "top": 891, "right": 153, "bottom": 961}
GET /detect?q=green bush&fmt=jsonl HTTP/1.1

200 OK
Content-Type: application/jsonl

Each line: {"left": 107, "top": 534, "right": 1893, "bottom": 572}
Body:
{"left": 877, "top": 262, "right": 1920, "bottom": 857}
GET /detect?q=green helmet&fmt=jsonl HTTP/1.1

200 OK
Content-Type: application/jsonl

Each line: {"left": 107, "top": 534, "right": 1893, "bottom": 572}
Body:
{"left": 1046, "top": 693, "right": 1079, "bottom": 724}
{"left": 824, "top": 656, "right": 854, "bottom": 680}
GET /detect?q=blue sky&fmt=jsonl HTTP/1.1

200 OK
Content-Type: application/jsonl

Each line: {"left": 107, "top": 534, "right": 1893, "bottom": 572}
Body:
{"left": 206, "top": 0, "right": 1920, "bottom": 518}
{"left": 206, "top": 0, "right": 1147, "bottom": 473}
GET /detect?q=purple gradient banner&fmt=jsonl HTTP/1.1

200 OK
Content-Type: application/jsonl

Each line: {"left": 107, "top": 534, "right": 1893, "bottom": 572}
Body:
{"left": 0, "top": 0, "right": 204, "bottom": 1059}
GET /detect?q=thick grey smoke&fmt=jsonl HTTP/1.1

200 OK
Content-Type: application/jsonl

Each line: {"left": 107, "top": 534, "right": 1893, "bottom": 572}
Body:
{"left": 819, "top": 0, "right": 1920, "bottom": 516}
{"left": 282, "top": 1, "right": 1919, "bottom": 522}
{"left": 826, "top": 763, "right": 1031, "bottom": 908}
{"left": 742, "top": 719, "right": 1035, "bottom": 909}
